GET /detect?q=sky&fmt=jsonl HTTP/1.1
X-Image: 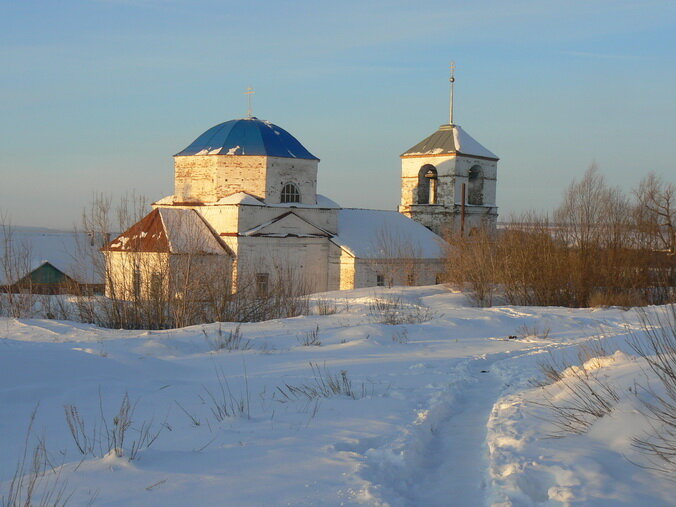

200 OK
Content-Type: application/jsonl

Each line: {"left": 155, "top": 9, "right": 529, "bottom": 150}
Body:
{"left": 1, "top": 0, "right": 674, "bottom": 229}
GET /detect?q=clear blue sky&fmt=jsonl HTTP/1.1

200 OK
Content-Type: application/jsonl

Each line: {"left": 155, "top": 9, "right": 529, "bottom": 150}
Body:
{"left": 1, "top": 0, "right": 674, "bottom": 229}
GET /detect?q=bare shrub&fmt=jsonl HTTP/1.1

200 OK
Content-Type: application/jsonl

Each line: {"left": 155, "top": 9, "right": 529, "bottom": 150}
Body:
{"left": 2, "top": 407, "right": 73, "bottom": 507}
{"left": 368, "top": 295, "right": 402, "bottom": 324}
{"left": 628, "top": 305, "right": 676, "bottom": 476}
{"left": 201, "top": 365, "right": 251, "bottom": 420}
{"left": 174, "top": 401, "right": 201, "bottom": 427}
{"left": 446, "top": 166, "right": 675, "bottom": 308}
{"left": 445, "top": 228, "right": 498, "bottom": 307}
{"left": 274, "top": 363, "right": 365, "bottom": 402}
{"left": 0, "top": 213, "right": 36, "bottom": 318}
{"left": 64, "top": 405, "right": 95, "bottom": 456}
{"left": 314, "top": 298, "right": 338, "bottom": 316}
{"left": 203, "top": 324, "right": 250, "bottom": 352}
{"left": 63, "top": 391, "right": 163, "bottom": 461}
{"left": 391, "top": 327, "right": 409, "bottom": 344}
{"left": 516, "top": 323, "right": 551, "bottom": 340}
{"left": 576, "top": 338, "right": 610, "bottom": 365}
{"left": 588, "top": 290, "right": 648, "bottom": 309}
{"left": 340, "top": 298, "right": 351, "bottom": 313}
{"left": 298, "top": 325, "right": 321, "bottom": 346}
{"left": 533, "top": 349, "right": 620, "bottom": 436}
{"left": 368, "top": 295, "right": 436, "bottom": 325}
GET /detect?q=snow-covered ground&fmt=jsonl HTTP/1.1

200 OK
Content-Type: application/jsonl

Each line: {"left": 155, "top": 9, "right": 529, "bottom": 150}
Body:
{"left": 0, "top": 286, "right": 673, "bottom": 506}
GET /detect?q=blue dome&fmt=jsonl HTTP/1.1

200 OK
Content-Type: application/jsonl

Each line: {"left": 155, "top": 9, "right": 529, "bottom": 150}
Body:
{"left": 175, "top": 117, "right": 318, "bottom": 160}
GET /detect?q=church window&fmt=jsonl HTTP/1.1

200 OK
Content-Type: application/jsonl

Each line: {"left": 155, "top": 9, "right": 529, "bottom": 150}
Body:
{"left": 417, "top": 165, "right": 438, "bottom": 204}
{"left": 376, "top": 274, "right": 385, "bottom": 287}
{"left": 468, "top": 165, "right": 484, "bottom": 205}
{"left": 407, "top": 272, "right": 415, "bottom": 286}
{"left": 281, "top": 183, "right": 300, "bottom": 203}
{"left": 255, "top": 273, "right": 269, "bottom": 298}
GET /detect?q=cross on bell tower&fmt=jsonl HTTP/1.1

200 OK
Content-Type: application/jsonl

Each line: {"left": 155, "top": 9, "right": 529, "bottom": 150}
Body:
{"left": 449, "top": 61, "right": 456, "bottom": 125}
{"left": 397, "top": 65, "right": 500, "bottom": 236}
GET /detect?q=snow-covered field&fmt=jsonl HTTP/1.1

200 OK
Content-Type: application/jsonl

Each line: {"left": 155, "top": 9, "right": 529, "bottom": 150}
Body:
{"left": 1, "top": 286, "right": 673, "bottom": 506}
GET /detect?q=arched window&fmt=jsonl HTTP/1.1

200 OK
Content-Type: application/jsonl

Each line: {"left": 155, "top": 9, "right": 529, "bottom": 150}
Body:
{"left": 468, "top": 165, "right": 483, "bottom": 205}
{"left": 280, "top": 183, "right": 300, "bottom": 203}
{"left": 417, "top": 165, "right": 438, "bottom": 204}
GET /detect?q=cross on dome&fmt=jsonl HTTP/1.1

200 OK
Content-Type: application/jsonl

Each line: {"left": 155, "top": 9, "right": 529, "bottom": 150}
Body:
{"left": 244, "top": 86, "right": 255, "bottom": 118}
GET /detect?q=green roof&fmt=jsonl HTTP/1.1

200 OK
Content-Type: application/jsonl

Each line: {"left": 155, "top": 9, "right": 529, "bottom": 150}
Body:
{"left": 15, "top": 262, "right": 74, "bottom": 286}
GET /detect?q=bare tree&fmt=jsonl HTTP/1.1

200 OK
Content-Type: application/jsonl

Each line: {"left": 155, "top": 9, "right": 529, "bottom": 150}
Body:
{"left": 370, "top": 224, "right": 424, "bottom": 287}
{"left": 446, "top": 166, "right": 674, "bottom": 308}
{"left": 0, "top": 211, "right": 35, "bottom": 317}
{"left": 445, "top": 227, "right": 499, "bottom": 306}
{"left": 634, "top": 173, "right": 675, "bottom": 253}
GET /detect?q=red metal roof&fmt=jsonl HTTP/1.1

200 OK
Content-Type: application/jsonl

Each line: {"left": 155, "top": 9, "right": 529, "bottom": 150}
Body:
{"left": 103, "top": 209, "right": 169, "bottom": 253}
{"left": 103, "top": 208, "right": 232, "bottom": 255}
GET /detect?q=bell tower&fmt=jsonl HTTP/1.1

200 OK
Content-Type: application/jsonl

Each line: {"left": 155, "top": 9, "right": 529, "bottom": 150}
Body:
{"left": 398, "top": 65, "right": 499, "bottom": 236}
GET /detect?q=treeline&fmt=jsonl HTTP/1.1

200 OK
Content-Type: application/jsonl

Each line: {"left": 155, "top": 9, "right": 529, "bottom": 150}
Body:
{"left": 446, "top": 166, "right": 674, "bottom": 307}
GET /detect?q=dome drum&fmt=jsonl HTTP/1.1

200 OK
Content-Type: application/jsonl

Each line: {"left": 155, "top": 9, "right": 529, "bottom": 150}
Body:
{"left": 173, "top": 117, "right": 319, "bottom": 205}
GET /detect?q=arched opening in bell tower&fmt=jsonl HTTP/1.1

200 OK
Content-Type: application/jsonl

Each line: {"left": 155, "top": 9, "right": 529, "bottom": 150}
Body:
{"left": 417, "top": 165, "right": 438, "bottom": 204}
{"left": 468, "top": 165, "right": 484, "bottom": 205}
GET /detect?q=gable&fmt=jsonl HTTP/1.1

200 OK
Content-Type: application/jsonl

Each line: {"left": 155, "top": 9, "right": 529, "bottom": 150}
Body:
{"left": 241, "top": 212, "right": 331, "bottom": 238}
{"left": 159, "top": 208, "right": 233, "bottom": 255}
{"left": 104, "top": 209, "right": 169, "bottom": 253}
{"left": 104, "top": 208, "right": 233, "bottom": 256}
{"left": 15, "top": 262, "right": 76, "bottom": 286}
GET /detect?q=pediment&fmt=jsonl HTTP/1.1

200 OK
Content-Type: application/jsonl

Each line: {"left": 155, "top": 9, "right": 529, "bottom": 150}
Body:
{"left": 242, "top": 212, "right": 331, "bottom": 238}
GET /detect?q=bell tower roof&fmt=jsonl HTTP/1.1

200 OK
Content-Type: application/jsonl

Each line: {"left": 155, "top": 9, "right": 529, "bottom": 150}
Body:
{"left": 401, "top": 124, "right": 498, "bottom": 160}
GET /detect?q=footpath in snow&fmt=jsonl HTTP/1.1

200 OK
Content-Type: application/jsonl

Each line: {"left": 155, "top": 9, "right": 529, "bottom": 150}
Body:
{"left": 0, "top": 286, "right": 673, "bottom": 506}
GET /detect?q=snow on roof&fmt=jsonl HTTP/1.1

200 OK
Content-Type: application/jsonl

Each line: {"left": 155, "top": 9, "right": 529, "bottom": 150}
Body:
{"left": 267, "top": 194, "right": 341, "bottom": 209}
{"left": 0, "top": 228, "right": 104, "bottom": 285}
{"left": 332, "top": 209, "right": 447, "bottom": 259}
{"left": 452, "top": 125, "right": 498, "bottom": 159}
{"left": 153, "top": 195, "right": 175, "bottom": 205}
{"left": 214, "top": 192, "right": 264, "bottom": 206}
{"left": 402, "top": 124, "right": 498, "bottom": 160}
{"left": 208, "top": 192, "right": 340, "bottom": 208}
{"left": 316, "top": 194, "right": 341, "bottom": 208}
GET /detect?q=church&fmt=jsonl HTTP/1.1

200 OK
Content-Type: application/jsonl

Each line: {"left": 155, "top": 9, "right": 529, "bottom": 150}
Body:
{"left": 103, "top": 76, "right": 498, "bottom": 299}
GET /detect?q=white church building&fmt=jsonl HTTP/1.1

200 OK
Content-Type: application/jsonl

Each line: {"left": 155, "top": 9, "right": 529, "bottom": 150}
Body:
{"left": 103, "top": 78, "right": 498, "bottom": 299}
